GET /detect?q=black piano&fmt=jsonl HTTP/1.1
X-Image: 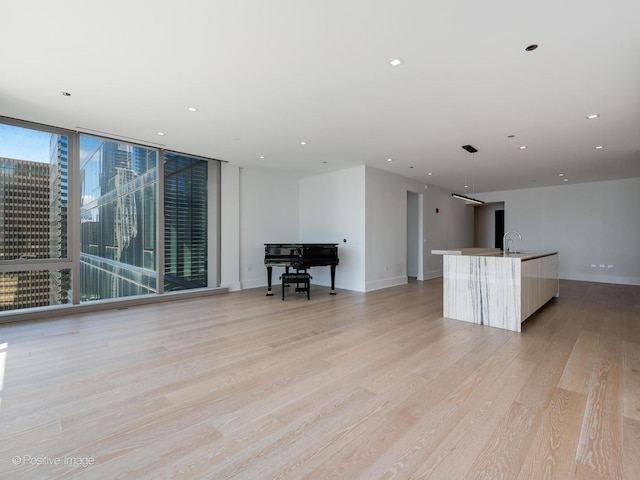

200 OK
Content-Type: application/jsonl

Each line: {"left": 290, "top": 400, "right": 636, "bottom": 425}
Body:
{"left": 264, "top": 243, "right": 339, "bottom": 296}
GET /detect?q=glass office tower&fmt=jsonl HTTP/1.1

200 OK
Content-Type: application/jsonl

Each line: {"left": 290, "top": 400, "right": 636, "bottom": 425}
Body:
{"left": 163, "top": 153, "right": 208, "bottom": 291}
{"left": 49, "top": 134, "right": 71, "bottom": 305}
{"left": 79, "top": 137, "right": 158, "bottom": 301}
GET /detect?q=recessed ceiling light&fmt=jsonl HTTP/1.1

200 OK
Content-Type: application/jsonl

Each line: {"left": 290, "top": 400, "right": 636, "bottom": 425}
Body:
{"left": 519, "top": 145, "right": 527, "bottom": 150}
{"left": 427, "top": 172, "right": 433, "bottom": 176}
{"left": 587, "top": 114, "right": 600, "bottom": 120}
{"left": 387, "top": 158, "right": 393, "bottom": 162}
{"left": 300, "top": 141, "right": 307, "bottom": 145}
{"left": 564, "top": 179, "right": 569, "bottom": 182}
{"left": 60, "top": 91, "right": 71, "bottom": 97}
{"left": 157, "top": 132, "right": 165, "bottom": 136}
{"left": 595, "top": 145, "right": 605, "bottom": 149}
{"left": 259, "top": 156, "right": 265, "bottom": 159}
{"left": 525, "top": 44, "right": 538, "bottom": 51}
{"left": 389, "top": 57, "right": 403, "bottom": 67}
{"left": 187, "top": 107, "right": 198, "bottom": 112}
{"left": 559, "top": 173, "right": 564, "bottom": 177}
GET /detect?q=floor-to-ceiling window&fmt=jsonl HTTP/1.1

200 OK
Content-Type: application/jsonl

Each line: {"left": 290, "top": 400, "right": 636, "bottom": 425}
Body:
{"left": 0, "top": 117, "right": 221, "bottom": 316}
{"left": 0, "top": 122, "right": 71, "bottom": 311}
{"left": 79, "top": 136, "right": 158, "bottom": 301}
{"left": 163, "top": 152, "right": 208, "bottom": 291}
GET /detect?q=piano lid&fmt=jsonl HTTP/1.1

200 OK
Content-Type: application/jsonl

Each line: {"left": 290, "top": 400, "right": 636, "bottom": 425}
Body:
{"left": 264, "top": 243, "right": 339, "bottom": 266}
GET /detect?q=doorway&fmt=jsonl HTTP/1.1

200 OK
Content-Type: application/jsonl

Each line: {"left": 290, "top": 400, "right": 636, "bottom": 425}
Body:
{"left": 495, "top": 209, "right": 504, "bottom": 249}
{"left": 406, "top": 191, "right": 423, "bottom": 280}
{"left": 473, "top": 202, "right": 505, "bottom": 248}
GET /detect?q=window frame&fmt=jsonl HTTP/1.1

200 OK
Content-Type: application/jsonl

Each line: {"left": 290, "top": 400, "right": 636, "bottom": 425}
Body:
{"left": 0, "top": 116, "right": 221, "bottom": 316}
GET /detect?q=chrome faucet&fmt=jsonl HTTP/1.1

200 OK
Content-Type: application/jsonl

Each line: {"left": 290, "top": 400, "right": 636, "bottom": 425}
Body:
{"left": 503, "top": 230, "right": 522, "bottom": 256}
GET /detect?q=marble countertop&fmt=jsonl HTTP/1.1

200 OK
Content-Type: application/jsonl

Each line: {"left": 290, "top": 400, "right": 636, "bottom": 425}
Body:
{"left": 499, "top": 251, "right": 558, "bottom": 261}
{"left": 430, "top": 248, "right": 501, "bottom": 256}
{"left": 431, "top": 248, "right": 557, "bottom": 261}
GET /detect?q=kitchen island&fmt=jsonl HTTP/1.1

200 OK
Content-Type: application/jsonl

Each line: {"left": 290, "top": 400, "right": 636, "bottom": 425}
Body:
{"left": 433, "top": 249, "right": 559, "bottom": 332}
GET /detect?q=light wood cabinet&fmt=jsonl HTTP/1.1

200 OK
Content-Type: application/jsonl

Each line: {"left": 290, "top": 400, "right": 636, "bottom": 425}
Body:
{"left": 520, "top": 253, "right": 558, "bottom": 322}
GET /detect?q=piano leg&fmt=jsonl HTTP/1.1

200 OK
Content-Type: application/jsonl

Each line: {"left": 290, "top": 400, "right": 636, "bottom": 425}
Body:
{"left": 266, "top": 266, "right": 274, "bottom": 296}
{"left": 330, "top": 265, "right": 337, "bottom": 295}
{"left": 283, "top": 266, "right": 291, "bottom": 288}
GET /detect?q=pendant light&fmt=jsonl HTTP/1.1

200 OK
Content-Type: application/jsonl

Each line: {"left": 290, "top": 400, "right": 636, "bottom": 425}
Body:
{"left": 452, "top": 145, "right": 484, "bottom": 205}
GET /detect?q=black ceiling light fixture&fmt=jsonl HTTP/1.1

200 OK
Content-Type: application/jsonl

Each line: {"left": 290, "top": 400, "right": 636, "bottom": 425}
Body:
{"left": 452, "top": 145, "right": 485, "bottom": 205}
{"left": 461, "top": 144, "right": 478, "bottom": 153}
{"left": 525, "top": 44, "right": 538, "bottom": 51}
{"left": 451, "top": 193, "right": 484, "bottom": 205}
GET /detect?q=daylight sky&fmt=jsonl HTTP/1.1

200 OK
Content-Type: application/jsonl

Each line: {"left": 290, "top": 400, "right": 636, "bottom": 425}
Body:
{"left": 0, "top": 124, "right": 51, "bottom": 163}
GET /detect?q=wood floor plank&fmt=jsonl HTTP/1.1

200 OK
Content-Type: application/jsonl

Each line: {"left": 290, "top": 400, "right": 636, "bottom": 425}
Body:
{"left": 516, "top": 334, "right": 576, "bottom": 409}
{"left": 575, "top": 333, "right": 624, "bottom": 479}
{"left": 624, "top": 417, "right": 640, "bottom": 480}
{"left": 557, "top": 330, "right": 600, "bottom": 395}
{"left": 463, "top": 401, "right": 541, "bottom": 480}
{"left": 517, "top": 388, "right": 587, "bottom": 480}
{"left": 623, "top": 340, "right": 640, "bottom": 421}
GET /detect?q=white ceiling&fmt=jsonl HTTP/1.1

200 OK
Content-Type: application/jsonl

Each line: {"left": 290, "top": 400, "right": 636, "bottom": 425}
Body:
{"left": 2, "top": 0, "right": 639, "bottom": 193}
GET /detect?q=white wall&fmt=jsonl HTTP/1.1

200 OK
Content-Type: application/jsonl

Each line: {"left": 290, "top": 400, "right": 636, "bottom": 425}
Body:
{"left": 220, "top": 164, "right": 241, "bottom": 291}
{"left": 407, "top": 192, "right": 420, "bottom": 277}
{"left": 299, "top": 166, "right": 366, "bottom": 291}
{"left": 363, "top": 167, "right": 475, "bottom": 288}
{"left": 365, "top": 167, "right": 421, "bottom": 290}
{"left": 478, "top": 178, "right": 640, "bottom": 285}
{"left": 228, "top": 164, "right": 479, "bottom": 293}
{"left": 423, "top": 184, "right": 475, "bottom": 279}
{"left": 238, "top": 167, "right": 301, "bottom": 289}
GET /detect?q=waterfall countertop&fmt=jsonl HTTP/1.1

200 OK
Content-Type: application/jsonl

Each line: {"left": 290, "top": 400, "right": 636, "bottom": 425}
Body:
{"left": 437, "top": 250, "right": 560, "bottom": 332}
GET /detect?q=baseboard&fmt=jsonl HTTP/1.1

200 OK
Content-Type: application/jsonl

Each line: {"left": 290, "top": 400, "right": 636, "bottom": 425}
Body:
{"left": 0, "top": 287, "right": 229, "bottom": 325}
{"left": 560, "top": 273, "right": 639, "bottom": 286}
{"left": 221, "top": 281, "right": 242, "bottom": 291}
{"left": 364, "top": 276, "right": 407, "bottom": 292}
{"left": 422, "top": 270, "right": 443, "bottom": 280}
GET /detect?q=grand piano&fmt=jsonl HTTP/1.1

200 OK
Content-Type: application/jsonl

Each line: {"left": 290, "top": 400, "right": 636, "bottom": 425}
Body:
{"left": 264, "top": 243, "right": 339, "bottom": 296}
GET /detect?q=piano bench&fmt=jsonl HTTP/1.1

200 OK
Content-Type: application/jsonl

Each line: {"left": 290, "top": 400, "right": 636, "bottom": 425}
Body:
{"left": 280, "top": 273, "right": 312, "bottom": 300}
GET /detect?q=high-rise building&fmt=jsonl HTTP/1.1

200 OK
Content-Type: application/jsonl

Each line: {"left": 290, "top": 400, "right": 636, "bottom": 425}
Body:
{"left": 49, "top": 134, "right": 71, "bottom": 305}
{"left": 0, "top": 157, "right": 54, "bottom": 310}
{"left": 79, "top": 138, "right": 157, "bottom": 301}
{"left": 163, "top": 153, "right": 208, "bottom": 291}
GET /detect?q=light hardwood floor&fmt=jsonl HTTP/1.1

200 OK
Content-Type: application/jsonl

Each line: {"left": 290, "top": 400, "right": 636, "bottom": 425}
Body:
{"left": 0, "top": 279, "right": 638, "bottom": 479}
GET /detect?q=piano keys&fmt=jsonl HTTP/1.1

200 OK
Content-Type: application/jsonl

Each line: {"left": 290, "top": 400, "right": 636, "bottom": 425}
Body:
{"left": 264, "top": 243, "right": 339, "bottom": 296}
